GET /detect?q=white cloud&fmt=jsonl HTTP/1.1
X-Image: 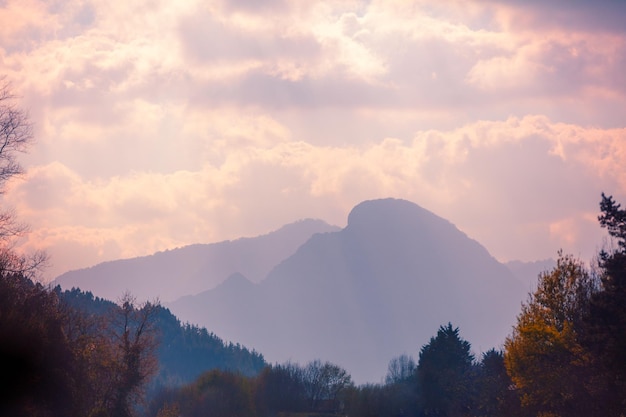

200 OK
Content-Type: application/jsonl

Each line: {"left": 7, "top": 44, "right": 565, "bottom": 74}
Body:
{"left": 5, "top": 114, "right": 625, "bottom": 280}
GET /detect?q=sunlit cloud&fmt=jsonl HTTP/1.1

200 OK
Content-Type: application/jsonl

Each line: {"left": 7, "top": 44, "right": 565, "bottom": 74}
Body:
{"left": 5, "top": 113, "right": 625, "bottom": 278}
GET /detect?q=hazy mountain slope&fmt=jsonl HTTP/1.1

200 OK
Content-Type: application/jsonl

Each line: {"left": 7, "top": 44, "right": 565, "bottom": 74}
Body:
{"left": 505, "top": 258, "right": 557, "bottom": 292}
{"left": 168, "top": 198, "right": 525, "bottom": 383}
{"left": 53, "top": 219, "right": 339, "bottom": 302}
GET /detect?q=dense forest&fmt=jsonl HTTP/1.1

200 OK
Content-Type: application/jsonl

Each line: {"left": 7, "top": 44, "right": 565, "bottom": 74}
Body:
{"left": 58, "top": 287, "right": 266, "bottom": 385}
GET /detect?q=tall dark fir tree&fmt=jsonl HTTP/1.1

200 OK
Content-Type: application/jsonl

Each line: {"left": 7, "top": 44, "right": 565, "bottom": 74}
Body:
{"left": 586, "top": 193, "right": 626, "bottom": 414}
{"left": 417, "top": 323, "right": 475, "bottom": 417}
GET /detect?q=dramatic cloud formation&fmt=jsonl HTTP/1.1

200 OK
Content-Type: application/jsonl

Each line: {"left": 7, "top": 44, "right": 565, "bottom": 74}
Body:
{"left": 0, "top": 0, "right": 625, "bottom": 280}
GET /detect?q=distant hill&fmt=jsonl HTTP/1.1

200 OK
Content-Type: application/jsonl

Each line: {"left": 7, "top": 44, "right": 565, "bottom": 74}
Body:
{"left": 53, "top": 219, "right": 339, "bottom": 302}
{"left": 168, "top": 198, "right": 526, "bottom": 383}
{"left": 57, "top": 287, "right": 266, "bottom": 387}
{"left": 505, "top": 258, "right": 557, "bottom": 292}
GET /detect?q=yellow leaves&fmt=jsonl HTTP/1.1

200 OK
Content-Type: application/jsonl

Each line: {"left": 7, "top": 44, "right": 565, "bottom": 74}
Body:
{"left": 504, "top": 253, "right": 597, "bottom": 415}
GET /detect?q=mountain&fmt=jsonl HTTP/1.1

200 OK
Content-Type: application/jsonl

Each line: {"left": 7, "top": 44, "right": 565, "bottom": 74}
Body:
{"left": 506, "top": 258, "right": 557, "bottom": 292}
{"left": 168, "top": 198, "right": 526, "bottom": 383}
{"left": 53, "top": 219, "right": 339, "bottom": 302}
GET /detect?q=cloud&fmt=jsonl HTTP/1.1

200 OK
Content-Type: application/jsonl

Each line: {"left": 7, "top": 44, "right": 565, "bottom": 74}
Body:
{"left": 486, "top": 0, "right": 626, "bottom": 34}
{"left": 467, "top": 35, "right": 626, "bottom": 97}
{"left": 220, "top": 0, "right": 289, "bottom": 14}
{"left": 6, "top": 114, "right": 625, "bottom": 279}
{"left": 178, "top": 10, "right": 321, "bottom": 66}
{"left": 7, "top": 0, "right": 624, "bottom": 121}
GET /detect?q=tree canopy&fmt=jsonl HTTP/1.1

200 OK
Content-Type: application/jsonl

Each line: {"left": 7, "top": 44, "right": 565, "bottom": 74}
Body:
{"left": 417, "top": 323, "right": 475, "bottom": 417}
{"left": 504, "top": 253, "right": 598, "bottom": 416}
{"left": 504, "top": 194, "right": 626, "bottom": 416}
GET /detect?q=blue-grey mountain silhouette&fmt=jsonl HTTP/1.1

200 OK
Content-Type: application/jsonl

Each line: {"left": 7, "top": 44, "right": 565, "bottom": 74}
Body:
{"left": 168, "top": 198, "right": 525, "bottom": 383}
{"left": 53, "top": 219, "right": 339, "bottom": 302}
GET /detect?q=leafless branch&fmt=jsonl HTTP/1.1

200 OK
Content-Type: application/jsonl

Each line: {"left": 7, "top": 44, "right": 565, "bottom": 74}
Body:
{"left": 0, "top": 77, "right": 47, "bottom": 278}
{"left": 0, "top": 77, "right": 33, "bottom": 193}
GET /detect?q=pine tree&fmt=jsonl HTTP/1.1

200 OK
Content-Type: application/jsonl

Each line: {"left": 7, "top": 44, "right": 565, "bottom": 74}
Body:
{"left": 417, "top": 323, "right": 475, "bottom": 417}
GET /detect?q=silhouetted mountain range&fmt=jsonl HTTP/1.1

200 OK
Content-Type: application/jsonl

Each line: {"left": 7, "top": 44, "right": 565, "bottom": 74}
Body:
{"left": 167, "top": 199, "right": 526, "bottom": 383}
{"left": 53, "top": 219, "right": 339, "bottom": 302}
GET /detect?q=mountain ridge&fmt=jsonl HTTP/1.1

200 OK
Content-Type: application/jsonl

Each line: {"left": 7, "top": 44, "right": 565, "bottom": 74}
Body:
{"left": 53, "top": 218, "right": 339, "bottom": 302}
{"left": 168, "top": 198, "right": 525, "bottom": 383}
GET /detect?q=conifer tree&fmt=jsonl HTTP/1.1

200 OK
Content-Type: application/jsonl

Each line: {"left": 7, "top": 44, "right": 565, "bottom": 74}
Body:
{"left": 417, "top": 323, "right": 475, "bottom": 416}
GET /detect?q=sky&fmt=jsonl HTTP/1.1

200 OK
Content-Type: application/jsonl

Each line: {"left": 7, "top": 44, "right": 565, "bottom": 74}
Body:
{"left": 1, "top": 0, "right": 625, "bottom": 282}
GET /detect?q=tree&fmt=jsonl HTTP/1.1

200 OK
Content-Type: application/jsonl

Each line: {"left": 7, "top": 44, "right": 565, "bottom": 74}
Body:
{"left": 148, "top": 369, "right": 255, "bottom": 417}
{"left": 0, "top": 271, "right": 161, "bottom": 417}
{"left": 585, "top": 193, "right": 626, "bottom": 414}
{"left": 303, "top": 360, "right": 352, "bottom": 412}
{"left": 0, "top": 78, "right": 46, "bottom": 276}
{"left": 504, "top": 253, "right": 599, "bottom": 417}
{"left": 599, "top": 193, "right": 626, "bottom": 250}
{"left": 474, "top": 349, "right": 521, "bottom": 417}
{"left": 343, "top": 383, "right": 395, "bottom": 417}
{"left": 385, "top": 354, "right": 416, "bottom": 385}
{"left": 0, "top": 272, "right": 74, "bottom": 416}
{"left": 107, "top": 293, "right": 160, "bottom": 417}
{"left": 59, "top": 291, "right": 116, "bottom": 416}
{"left": 254, "top": 362, "right": 307, "bottom": 414}
{"left": 0, "top": 80, "right": 31, "bottom": 186}
{"left": 417, "top": 323, "right": 475, "bottom": 417}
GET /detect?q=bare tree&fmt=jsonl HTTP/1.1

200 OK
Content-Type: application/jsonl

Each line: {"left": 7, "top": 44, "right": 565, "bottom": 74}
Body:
{"left": 303, "top": 360, "right": 352, "bottom": 412}
{"left": 0, "top": 79, "right": 32, "bottom": 189}
{"left": 108, "top": 293, "right": 160, "bottom": 417}
{"left": 0, "top": 78, "right": 47, "bottom": 276}
{"left": 385, "top": 354, "right": 416, "bottom": 385}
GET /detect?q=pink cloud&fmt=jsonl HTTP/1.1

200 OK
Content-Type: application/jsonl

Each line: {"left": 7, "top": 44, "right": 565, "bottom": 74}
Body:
{"left": 6, "top": 115, "right": 624, "bottom": 280}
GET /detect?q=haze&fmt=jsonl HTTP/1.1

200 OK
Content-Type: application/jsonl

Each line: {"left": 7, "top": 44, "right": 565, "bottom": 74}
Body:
{"left": 1, "top": 0, "right": 625, "bottom": 281}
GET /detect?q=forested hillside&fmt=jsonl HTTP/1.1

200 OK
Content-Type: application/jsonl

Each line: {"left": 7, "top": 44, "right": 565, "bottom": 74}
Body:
{"left": 57, "top": 287, "right": 266, "bottom": 386}
{"left": 0, "top": 274, "right": 265, "bottom": 417}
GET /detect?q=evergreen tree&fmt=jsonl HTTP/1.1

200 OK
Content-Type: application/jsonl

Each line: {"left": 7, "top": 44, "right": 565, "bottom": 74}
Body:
{"left": 584, "top": 193, "right": 626, "bottom": 414}
{"left": 417, "top": 323, "right": 475, "bottom": 417}
{"left": 474, "top": 350, "right": 520, "bottom": 417}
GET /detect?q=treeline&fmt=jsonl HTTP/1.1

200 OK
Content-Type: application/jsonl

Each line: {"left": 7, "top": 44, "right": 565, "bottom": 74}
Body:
{"left": 59, "top": 287, "right": 266, "bottom": 385}
{"left": 145, "top": 325, "right": 516, "bottom": 417}
{"left": 148, "top": 359, "right": 352, "bottom": 417}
